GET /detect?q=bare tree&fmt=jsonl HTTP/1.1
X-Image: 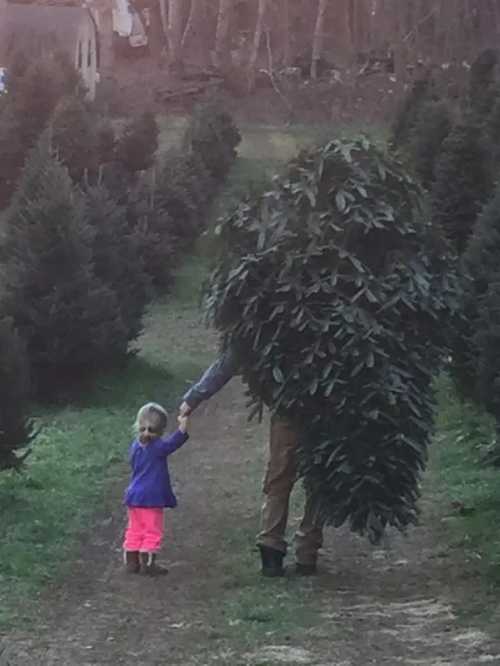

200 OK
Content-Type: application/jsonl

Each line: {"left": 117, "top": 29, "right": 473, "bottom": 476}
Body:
{"left": 182, "top": 0, "right": 205, "bottom": 48}
{"left": 167, "top": 0, "right": 184, "bottom": 73}
{"left": 282, "top": 0, "right": 292, "bottom": 67}
{"left": 214, "top": 0, "right": 233, "bottom": 69}
{"left": 311, "top": 0, "right": 328, "bottom": 79}
{"left": 247, "top": 0, "right": 268, "bottom": 91}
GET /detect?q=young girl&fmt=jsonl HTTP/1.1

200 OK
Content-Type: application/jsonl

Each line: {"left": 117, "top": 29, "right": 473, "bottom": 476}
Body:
{"left": 123, "top": 402, "right": 189, "bottom": 576}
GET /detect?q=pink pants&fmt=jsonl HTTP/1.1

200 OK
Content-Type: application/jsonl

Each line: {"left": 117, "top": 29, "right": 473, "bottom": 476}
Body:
{"left": 123, "top": 507, "right": 164, "bottom": 553}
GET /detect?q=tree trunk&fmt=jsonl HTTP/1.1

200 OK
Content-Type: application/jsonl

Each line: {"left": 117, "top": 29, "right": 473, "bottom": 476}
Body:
{"left": 182, "top": 0, "right": 204, "bottom": 48}
{"left": 247, "top": 0, "right": 268, "bottom": 91}
{"left": 167, "top": 0, "right": 184, "bottom": 74}
{"left": 311, "top": 0, "right": 328, "bottom": 79}
{"left": 147, "top": 1, "right": 167, "bottom": 62}
{"left": 282, "top": 0, "right": 292, "bottom": 67}
{"left": 98, "top": 7, "right": 114, "bottom": 78}
{"left": 214, "top": 0, "right": 233, "bottom": 70}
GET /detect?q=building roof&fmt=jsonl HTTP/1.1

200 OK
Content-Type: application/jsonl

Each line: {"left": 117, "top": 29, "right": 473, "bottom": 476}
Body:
{"left": 0, "top": 4, "right": 96, "bottom": 63}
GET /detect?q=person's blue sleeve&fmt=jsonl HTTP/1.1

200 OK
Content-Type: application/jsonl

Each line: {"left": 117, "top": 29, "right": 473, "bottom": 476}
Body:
{"left": 182, "top": 349, "right": 239, "bottom": 410}
{"left": 155, "top": 430, "right": 189, "bottom": 457}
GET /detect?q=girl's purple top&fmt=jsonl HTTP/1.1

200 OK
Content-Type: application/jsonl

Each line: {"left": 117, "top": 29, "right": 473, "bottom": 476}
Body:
{"left": 124, "top": 429, "right": 189, "bottom": 508}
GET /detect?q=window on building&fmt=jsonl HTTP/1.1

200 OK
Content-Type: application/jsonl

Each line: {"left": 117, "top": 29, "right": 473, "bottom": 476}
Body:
{"left": 77, "top": 41, "right": 83, "bottom": 69}
{"left": 87, "top": 40, "right": 92, "bottom": 67}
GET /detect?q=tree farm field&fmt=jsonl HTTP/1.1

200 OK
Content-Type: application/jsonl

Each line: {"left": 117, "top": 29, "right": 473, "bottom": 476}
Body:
{"left": 0, "top": 122, "right": 500, "bottom": 664}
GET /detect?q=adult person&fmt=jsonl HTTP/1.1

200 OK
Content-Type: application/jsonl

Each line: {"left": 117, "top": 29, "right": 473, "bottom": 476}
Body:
{"left": 179, "top": 348, "right": 323, "bottom": 577}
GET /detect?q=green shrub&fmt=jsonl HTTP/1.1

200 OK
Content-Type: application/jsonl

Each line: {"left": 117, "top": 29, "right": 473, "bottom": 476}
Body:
{"left": 468, "top": 48, "right": 499, "bottom": 121}
{"left": 390, "top": 77, "right": 432, "bottom": 150}
{"left": 183, "top": 99, "right": 241, "bottom": 182}
{"left": 155, "top": 150, "right": 214, "bottom": 249}
{"left": 51, "top": 95, "right": 99, "bottom": 182}
{"left": 0, "top": 316, "right": 34, "bottom": 471}
{"left": 115, "top": 111, "right": 159, "bottom": 174}
{"left": 125, "top": 179, "right": 175, "bottom": 292}
{"left": 408, "top": 100, "right": 453, "bottom": 188}
{"left": 454, "top": 187, "right": 500, "bottom": 448}
{"left": 206, "top": 136, "right": 458, "bottom": 543}
{"left": 84, "top": 185, "right": 151, "bottom": 347}
{"left": 0, "top": 135, "right": 126, "bottom": 396}
{"left": 0, "top": 53, "right": 80, "bottom": 208}
{"left": 431, "top": 121, "right": 493, "bottom": 255}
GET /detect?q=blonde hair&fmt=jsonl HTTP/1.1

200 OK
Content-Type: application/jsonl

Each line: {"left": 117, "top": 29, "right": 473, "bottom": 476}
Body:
{"left": 133, "top": 402, "right": 168, "bottom": 436}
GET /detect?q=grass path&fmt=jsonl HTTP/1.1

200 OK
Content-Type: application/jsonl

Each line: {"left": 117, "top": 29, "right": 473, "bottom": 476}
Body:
{"left": 1, "top": 260, "right": 500, "bottom": 665}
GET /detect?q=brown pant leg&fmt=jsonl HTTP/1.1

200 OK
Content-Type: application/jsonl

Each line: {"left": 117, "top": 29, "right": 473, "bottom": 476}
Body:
{"left": 294, "top": 492, "right": 324, "bottom": 566}
{"left": 256, "top": 416, "right": 298, "bottom": 554}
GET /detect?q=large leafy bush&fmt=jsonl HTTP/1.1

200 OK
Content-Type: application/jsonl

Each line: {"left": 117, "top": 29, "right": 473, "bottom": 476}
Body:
{"left": 206, "top": 137, "right": 458, "bottom": 542}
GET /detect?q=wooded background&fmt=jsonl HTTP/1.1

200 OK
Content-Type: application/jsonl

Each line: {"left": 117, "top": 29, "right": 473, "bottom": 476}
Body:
{"left": 135, "top": 1, "right": 500, "bottom": 88}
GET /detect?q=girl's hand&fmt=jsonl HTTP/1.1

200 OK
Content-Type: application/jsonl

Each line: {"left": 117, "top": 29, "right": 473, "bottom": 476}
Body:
{"left": 177, "top": 415, "right": 189, "bottom": 433}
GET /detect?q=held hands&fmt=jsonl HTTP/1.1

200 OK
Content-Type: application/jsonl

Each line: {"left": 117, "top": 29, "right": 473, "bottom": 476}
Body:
{"left": 179, "top": 401, "right": 192, "bottom": 416}
{"left": 177, "top": 414, "right": 189, "bottom": 433}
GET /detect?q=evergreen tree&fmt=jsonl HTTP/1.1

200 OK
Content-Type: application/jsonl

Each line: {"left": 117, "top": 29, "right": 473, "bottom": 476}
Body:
{"left": 0, "top": 52, "right": 80, "bottom": 208}
{"left": 125, "top": 181, "right": 176, "bottom": 293}
{"left": 455, "top": 187, "right": 500, "bottom": 457}
{"left": 115, "top": 111, "right": 159, "bottom": 174}
{"left": 0, "top": 316, "right": 34, "bottom": 471}
{"left": 155, "top": 151, "right": 212, "bottom": 249}
{"left": 0, "top": 135, "right": 125, "bottom": 396}
{"left": 468, "top": 48, "right": 499, "bottom": 121}
{"left": 183, "top": 99, "right": 241, "bottom": 182}
{"left": 485, "top": 96, "right": 500, "bottom": 172}
{"left": 51, "top": 95, "right": 99, "bottom": 182}
{"left": 408, "top": 100, "right": 453, "bottom": 188}
{"left": 390, "top": 77, "right": 432, "bottom": 150}
{"left": 0, "top": 105, "right": 24, "bottom": 209}
{"left": 431, "top": 122, "right": 493, "bottom": 255}
{"left": 84, "top": 185, "right": 150, "bottom": 346}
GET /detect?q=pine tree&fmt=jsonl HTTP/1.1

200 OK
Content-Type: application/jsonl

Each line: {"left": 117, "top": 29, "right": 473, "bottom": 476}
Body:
{"left": 155, "top": 151, "right": 212, "bottom": 249}
{"left": 84, "top": 185, "right": 150, "bottom": 347}
{"left": 115, "top": 112, "right": 159, "bottom": 175}
{"left": 390, "top": 77, "right": 432, "bottom": 151}
{"left": 0, "top": 105, "right": 24, "bottom": 209}
{"left": 125, "top": 179, "right": 176, "bottom": 292}
{"left": 0, "top": 52, "right": 80, "bottom": 208}
{"left": 455, "top": 187, "right": 500, "bottom": 440}
{"left": 51, "top": 95, "right": 99, "bottom": 182}
{"left": 468, "top": 48, "right": 499, "bottom": 122}
{"left": 431, "top": 122, "right": 493, "bottom": 256}
{"left": 183, "top": 100, "right": 241, "bottom": 182}
{"left": 408, "top": 100, "right": 453, "bottom": 188}
{"left": 0, "top": 316, "right": 34, "bottom": 471}
{"left": 0, "top": 135, "right": 126, "bottom": 396}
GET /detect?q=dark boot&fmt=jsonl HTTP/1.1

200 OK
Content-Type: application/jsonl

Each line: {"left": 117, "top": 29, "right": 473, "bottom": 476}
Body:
{"left": 139, "top": 552, "right": 168, "bottom": 576}
{"left": 295, "top": 561, "right": 317, "bottom": 576}
{"left": 259, "top": 545, "right": 285, "bottom": 577}
{"left": 124, "top": 550, "right": 140, "bottom": 574}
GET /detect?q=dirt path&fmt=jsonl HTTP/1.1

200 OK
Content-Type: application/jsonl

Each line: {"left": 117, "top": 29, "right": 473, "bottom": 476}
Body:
{"left": 1, "top": 379, "right": 500, "bottom": 665}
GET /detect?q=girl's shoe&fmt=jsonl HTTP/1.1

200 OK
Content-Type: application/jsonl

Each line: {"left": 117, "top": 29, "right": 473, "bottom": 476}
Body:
{"left": 124, "top": 550, "right": 140, "bottom": 574}
{"left": 139, "top": 552, "right": 168, "bottom": 576}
